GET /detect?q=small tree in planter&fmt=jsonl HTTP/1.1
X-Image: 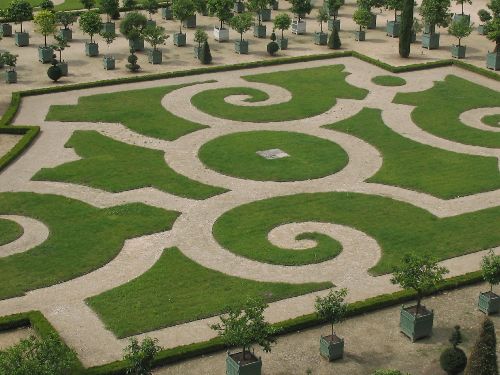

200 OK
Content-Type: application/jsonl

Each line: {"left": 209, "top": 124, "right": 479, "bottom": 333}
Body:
{"left": 161, "top": 0, "right": 173, "bottom": 19}
{"left": 267, "top": 31, "right": 279, "bottom": 55}
{"left": 211, "top": 298, "right": 278, "bottom": 375}
{"left": 193, "top": 27, "right": 208, "bottom": 58}
{"left": 8, "top": 0, "right": 33, "bottom": 46}
{"left": 419, "top": 0, "right": 452, "bottom": 49}
{"left": 315, "top": 288, "right": 348, "bottom": 361}
{"left": 290, "top": 0, "right": 311, "bottom": 34}
{"left": 327, "top": 24, "right": 341, "bottom": 48}
{"left": 478, "top": 250, "right": 500, "bottom": 314}
{"left": 353, "top": 6, "right": 371, "bottom": 40}
{"left": 357, "top": 0, "right": 384, "bottom": 29}
{"left": 100, "top": 0, "right": 119, "bottom": 33}
{"left": 440, "top": 325, "right": 467, "bottom": 375}
{"left": 448, "top": 16, "right": 473, "bottom": 58}
{"left": 314, "top": 7, "right": 329, "bottom": 44}
{"left": 79, "top": 10, "right": 102, "bottom": 56}
{"left": 142, "top": 24, "right": 167, "bottom": 63}
{"left": 56, "top": 11, "right": 77, "bottom": 41}
{"left": 51, "top": 34, "right": 69, "bottom": 75}
{"left": 144, "top": 0, "right": 159, "bottom": 26}
{"left": 80, "top": 0, "right": 95, "bottom": 10}
{"left": 1, "top": 51, "right": 18, "bottom": 83}
{"left": 194, "top": 0, "right": 208, "bottom": 16}
{"left": 123, "top": 0, "right": 137, "bottom": 11}
{"left": 230, "top": 12, "right": 252, "bottom": 54}
{"left": 33, "top": 10, "right": 56, "bottom": 63}
{"left": 120, "top": 11, "right": 147, "bottom": 51}
{"left": 247, "top": 0, "right": 268, "bottom": 38}
{"left": 199, "top": 39, "right": 212, "bottom": 63}
{"left": 464, "top": 318, "right": 498, "bottom": 375}
{"left": 390, "top": 254, "right": 448, "bottom": 342}
{"left": 101, "top": 30, "right": 116, "bottom": 69}
{"left": 385, "top": 0, "right": 403, "bottom": 37}
{"left": 485, "top": 0, "right": 500, "bottom": 70}
{"left": 123, "top": 337, "right": 162, "bottom": 375}
{"left": 273, "top": 13, "right": 290, "bottom": 49}
{"left": 40, "top": 0, "right": 55, "bottom": 11}
{"left": 126, "top": 48, "right": 140, "bottom": 71}
{"left": 172, "top": 0, "right": 195, "bottom": 46}
{"left": 207, "top": 0, "right": 233, "bottom": 41}
{"left": 478, "top": 9, "right": 492, "bottom": 34}
{"left": 454, "top": 0, "right": 471, "bottom": 23}
{"left": 325, "top": 0, "right": 342, "bottom": 30}
{"left": 399, "top": 0, "right": 414, "bottom": 57}
{"left": 0, "top": 9, "right": 13, "bottom": 38}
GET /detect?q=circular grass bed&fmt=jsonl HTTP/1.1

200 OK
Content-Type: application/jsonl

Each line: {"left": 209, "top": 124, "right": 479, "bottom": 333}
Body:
{"left": 199, "top": 131, "right": 349, "bottom": 181}
{"left": 481, "top": 114, "right": 500, "bottom": 127}
{"left": 371, "top": 75, "right": 407, "bottom": 87}
{"left": 0, "top": 218, "right": 23, "bottom": 247}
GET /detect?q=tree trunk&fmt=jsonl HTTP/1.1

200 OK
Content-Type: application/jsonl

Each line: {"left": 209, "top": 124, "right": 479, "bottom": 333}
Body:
{"left": 331, "top": 323, "right": 334, "bottom": 337}
{"left": 416, "top": 292, "right": 422, "bottom": 315}
{"left": 398, "top": 0, "right": 413, "bottom": 58}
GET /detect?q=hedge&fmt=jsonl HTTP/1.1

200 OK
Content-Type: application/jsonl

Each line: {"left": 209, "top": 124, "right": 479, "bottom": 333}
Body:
{"left": 0, "top": 126, "right": 40, "bottom": 173}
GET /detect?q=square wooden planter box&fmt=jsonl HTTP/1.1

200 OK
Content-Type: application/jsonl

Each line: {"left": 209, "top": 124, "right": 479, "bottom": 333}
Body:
{"left": 253, "top": 24, "right": 266, "bottom": 38}
{"left": 183, "top": 14, "right": 196, "bottom": 28}
{"left": 103, "top": 56, "right": 115, "bottom": 70}
{"left": 129, "top": 38, "right": 144, "bottom": 51}
{"left": 57, "top": 61, "right": 68, "bottom": 76}
{"left": 146, "top": 19, "right": 156, "bottom": 27}
{"left": 15, "top": 32, "right": 29, "bottom": 47}
{"left": 85, "top": 42, "right": 99, "bottom": 57}
{"left": 291, "top": 20, "right": 306, "bottom": 35}
{"left": 271, "top": 0, "right": 278, "bottom": 10}
{"left": 453, "top": 13, "right": 470, "bottom": 24}
{"left": 400, "top": 305, "right": 434, "bottom": 342}
{"left": 367, "top": 13, "right": 376, "bottom": 29}
{"left": 235, "top": 39, "right": 249, "bottom": 54}
{"left": 226, "top": 351, "right": 262, "bottom": 375}
{"left": 314, "top": 31, "right": 327, "bottom": 45}
{"left": 214, "top": 27, "right": 229, "bottom": 42}
{"left": 5, "top": 70, "right": 17, "bottom": 84}
{"left": 148, "top": 49, "right": 162, "bottom": 64}
{"left": 486, "top": 52, "right": 500, "bottom": 70}
{"left": 478, "top": 291, "right": 500, "bottom": 314}
{"left": 260, "top": 8, "right": 271, "bottom": 22}
{"left": 320, "top": 334, "right": 344, "bottom": 361}
{"left": 101, "top": 22, "right": 115, "bottom": 35}
{"left": 354, "top": 30, "right": 365, "bottom": 41}
{"left": 422, "top": 33, "right": 440, "bottom": 49}
{"left": 451, "top": 45, "right": 466, "bottom": 59}
{"left": 424, "top": 23, "right": 435, "bottom": 34}
{"left": 234, "top": 1, "right": 245, "bottom": 13}
{"left": 161, "top": 7, "right": 173, "bottom": 20}
{"left": 38, "top": 46, "right": 54, "bottom": 63}
{"left": 328, "top": 19, "right": 340, "bottom": 31}
{"left": 194, "top": 45, "right": 202, "bottom": 58}
{"left": 386, "top": 20, "right": 400, "bottom": 37}
{"left": 277, "top": 37, "right": 288, "bottom": 50}
{"left": 59, "top": 28, "right": 72, "bottom": 42}
{"left": 478, "top": 24, "right": 486, "bottom": 35}
{"left": 174, "top": 32, "right": 187, "bottom": 46}
{"left": 1, "top": 23, "right": 13, "bottom": 37}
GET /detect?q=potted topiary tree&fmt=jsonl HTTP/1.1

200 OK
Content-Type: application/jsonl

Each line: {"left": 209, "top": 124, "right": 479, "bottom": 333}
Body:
{"left": 247, "top": 0, "right": 268, "bottom": 38}
{"left": 80, "top": 0, "right": 95, "bottom": 9}
{"left": 315, "top": 288, "right": 348, "bottom": 361}
{"left": 8, "top": 0, "right": 33, "bottom": 47}
{"left": 207, "top": 0, "right": 233, "bottom": 41}
{"left": 385, "top": 0, "right": 403, "bottom": 37}
{"left": 314, "top": 7, "right": 328, "bottom": 44}
{"left": 419, "top": 0, "right": 452, "bottom": 49}
{"left": 33, "top": 10, "right": 56, "bottom": 63}
{"left": 101, "top": 30, "right": 116, "bottom": 69}
{"left": 199, "top": 39, "right": 212, "bottom": 63}
{"left": 161, "top": 0, "right": 173, "bottom": 19}
{"left": 194, "top": 0, "right": 208, "bottom": 16}
{"left": 142, "top": 24, "right": 168, "bottom": 63}
{"left": 327, "top": 23, "right": 341, "bottom": 48}
{"left": 0, "top": 9, "right": 13, "bottom": 37}
{"left": 357, "top": 0, "right": 383, "bottom": 29}
{"left": 47, "top": 57, "right": 62, "bottom": 82}
{"left": 230, "top": 12, "right": 252, "bottom": 53}
{"left": 478, "top": 250, "right": 500, "bottom": 314}
{"left": 51, "top": 34, "right": 69, "bottom": 75}
{"left": 325, "top": 0, "right": 341, "bottom": 30}
{"left": 448, "top": 16, "right": 473, "bottom": 58}
{"left": 440, "top": 325, "right": 467, "bottom": 375}
{"left": 1, "top": 51, "right": 18, "bottom": 83}
{"left": 464, "top": 318, "right": 498, "bottom": 375}
{"left": 40, "top": 0, "right": 55, "bottom": 11}
{"left": 120, "top": 11, "right": 147, "bottom": 51}
{"left": 79, "top": 10, "right": 102, "bottom": 56}
{"left": 353, "top": 6, "right": 371, "bottom": 40}
{"left": 211, "top": 298, "right": 278, "bottom": 375}
{"left": 172, "top": 0, "right": 195, "bottom": 46}
{"left": 144, "top": 0, "right": 159, "bottom": 26}
{"left": 478, "top": 9, "right": 492, "bottom": 34}
{"left": 193, "top": 27, "right": 208, "bottom": 57}
{"left": 390, "top": 254, "right": 448, "bottom": 342}
{"left": 485, "top": 0, "right": 500, "bottom": 70}
{"left": 454, "top": 0, "right": 471, "bottom": 23}
{"left": 266, "top": 31, "right": 279, "bottom": 54}
{"left": 290, "top": 0, "right": 311, "bottom": 34}
{"left": 273, "top": 12, "right": 290, "bottom": 48}
{"left": 56, "top": 11, "right": 77, "bottom": 42}
{"left": 126, "top": 48, "right": 140, "bottom": 71}
{"left": 100, "top": 0, "right": 119, "bottom": 34}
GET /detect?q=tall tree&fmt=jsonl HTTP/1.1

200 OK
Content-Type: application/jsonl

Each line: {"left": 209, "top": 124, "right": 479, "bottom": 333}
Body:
{"left": 399, "top": 0, "right": 413, "bottom": 57}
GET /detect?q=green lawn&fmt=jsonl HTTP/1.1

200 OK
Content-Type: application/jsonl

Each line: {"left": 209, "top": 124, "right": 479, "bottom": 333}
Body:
{"left": 33, "top": 131, "right": 227, "bottom": 199}
{"left": 394, "top": 75, "right": 500, "bottom": 148}
{"left": 213, "top": 192, "right": 500, "bottom": 273}
{"left": 87, "top": 247, "right": 332, "bottom": 337}
{"left": 326, "top": 108, "right": 500, "bottom": 199}
{"left": 371, "top": 75, "right": 406, "bottom": 86}
{"left": 198, "top": 131, "right": 349, "bottom": 181}
{"left": 0, "top": 192, "right": 178, "bottom": 300}
{"left": 46, "top": 84, "right": 209, "bottom": 141}
{"left": 482, "top": 114, "right": 500, "bottom": 127}
{"left": 190, "top": 65, "right": 368, "bottom": 122}
{"left": 0, "top": 219, "right": 23, "bottom": 247}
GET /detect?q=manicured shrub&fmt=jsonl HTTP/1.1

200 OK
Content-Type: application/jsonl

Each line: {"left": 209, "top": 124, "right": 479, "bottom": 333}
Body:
{"left": 481, "top": 249, "right": 500, "bottom": 292}
{"left": 328, "top": 26, "right": 341, "bottom": 49}
{"left": 289, "top": 0, "right": 312, "bottom": 21}
{"left": 194, "top": 27, "right": 208, "bottom": 47}
{"left": 39, "top": 0, "right": 55, "bottom": 11}
{"left": 207, "top": 0, "right": 233, "bottom": 29}
{"left": 143, "top": 0, "right": 159, "bottom": 19}
{"left": 199, "top": 40, "right": 212, "bottom": 64}
{"left": 440, "top": 325, "right": 467, "bottom": 375}
{"left": 229, "top": 12, "right": 252, "bottom": 41}
{"left": 47, "top": 59, "right": 62, "bottom": 82}
{"left": 126, "top": 48, "right": 140, "bottom": 71}
{"left": 8, "top": 0, "right": 33, "bottom": 33}
{"left": 419, "top": 0, "right": 452, "bottom": 32}
{"left": 79, "top": 10, "right": 102, "bottom": 43}
{"left": 120, "top": 11, "right": 147, "bottom": 40}
{"left": 399, "top": 0, "right": 414, "bottom": 57}
{"left": 315, "top": 288, "right": 348, "bottom": 337}
{"left": 465, "top": 318, "right": 498, "bottom": 375}
{"left": 172, "top": 0, "right": 196, "bottom": 34}
{"left": 246, "top": 0, "right": 267, "bottom": 26}
{"left": 33, "top": 9, "right": 57, "bottom": 47}
{"left": 448, "top": 16, "right": 473, "bottom": 46}
{"left": 274, "top": 12, "right": 291, "bottom": 39}
{"left": 353, "top": 7, "right": 372, "bottom": 31}
{"left": 81, "top": 0, "right": 96, "bottom": 9}
{"left": 142, "top": 24, "right": 168, "bottom": 50}
{"left": 56, "top": 11, "right": 78, "bottom": 31}
{"left": 123, "top": 337, "right": 162, "bottom": 375}
{"left": 100, "top": 0, "right": 120, "bottom": 23}
{"left": 267, "top": 31, "right": 279, "bottom": 55}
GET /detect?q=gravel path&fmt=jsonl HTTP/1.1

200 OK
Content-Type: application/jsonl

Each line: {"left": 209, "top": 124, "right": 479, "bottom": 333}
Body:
{"left": 0, "top": 215, "right": 49, "bottom": 257}
{"left": 0, "top": 56, "right": 498, "bottom": 367}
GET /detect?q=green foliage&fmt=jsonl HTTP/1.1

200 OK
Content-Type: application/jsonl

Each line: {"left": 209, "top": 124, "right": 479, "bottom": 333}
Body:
{"left": 267, "top": 37, "right": 279, "bottom": 55}
{"left": 353, "top": 6, "right": 372, "bottom": 29}
{"left": 273, "top": 12, "right": 291, "bottom": 38}
{"left": 193, "top": 0, "right": 207, "bottom": 14}
{"left": 126, "top": 48, "right": 140, "bottom": 71}
{"left": 486, "top": 16, "right": 500, "bottom": 51}
{"left": 143, "top": 0, "right": 158, "bottom": 17}
{"left": 39, "top": 0, "right": 54, "bottom": 11}
{"left": 7, "top": 0, "right": 33, "bottom": 32}
{"left": 193, "top": 27, "right": 208, "bottom": 46}
{"left": 371, "top": 75, "right": 406, "bottom": 85}
{"left": 100, "top": 0, "right": 119, "bottom": 20}
{"left": 211, "top": 297, "right": 278, "bottom": 360}
{"left": 316, "top": 6, "right": 329, "bottom": 32}
{"left": 385, "top": 0, "right": 403, "bottom": 18}
{"left": 123, "top": 0, "right": 137, "bottom": 9}
{"left": 465, "top": 318, "right": 499, "bottom": 375}
{"left": 33, "top": 9, "right": 56, "bottom": 46}
{"left": 0, "top": 51, "right": 18, "bottom": 67}
{"left": 390, "top": 254, "right": 448, "bottom": 312}
{"left": 478, "top": 8, "right": 492, "bottom": 22}
{"left": 0, "top": 218, "right": 23, "bottom": 246}
{"left": 448, "top": 16, "right": 473, "bottom": 45}
{"left": 440, "top": 326, "right": 467, "bottom": 375}
{"left": 399, "top": 0, "right": 413, "bottom": 57}
{"left": 47, "top": 64, "right": 62, "bottom": 82}
{"left": 123, "top": 337, "right": 162, "bottom": 375}
{"left": 0, "top": 334, "right": 78, "bottom": 375}
{"left": 80, "top": 0, "right": 95, "bottom": 9}
{"left": 172, "top": 0, "right": 195, "bottom": 32}
{"left": 50, "top": 34, "right": 68, "bottom": 62}
{"left": 55, "top": 10, "right": 77, "bottom": 28}
{"left": 199, "top": 39, "right": 212, "bottom": 63}
{"left": 207, "top": 0, "right": 233, "bottom": 28}
{"left": 119, "top": 11, "right": 147, "bottom": 40}
{"left": 419, "top": 0, "right": 452, "bottom": 28}
{"left": 327, "top": 26, "right": 341, "bottom": 48}
{"left": 289, "top": 0, "right": 312, "bottom": 20}
{"left": 325, "top": 0, "right": 342, "bottom": 18}
{"left": 315, "top": 288, "right": 348, "bottom": 336}
{"left": 79, "top": 10, "right": 102, "bottom": 42}
{"left": 141, "top": 24, "right": 167, "bottom": 50}
{"left": 229, "top": 12, "right": 253, "bottom": 40}
{"left": 489, "top": 0, "right": 500, "bottom": 16}
{"left": 481, "top": 250, "right": 500, "bottom": 291}
{"left": 100, "top": 29, "right": 115, "bottom": 47}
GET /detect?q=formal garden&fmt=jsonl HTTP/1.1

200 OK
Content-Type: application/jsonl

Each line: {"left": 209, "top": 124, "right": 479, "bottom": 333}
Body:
{"left": 0, "top": 0, "right": 498, "bottom": 370}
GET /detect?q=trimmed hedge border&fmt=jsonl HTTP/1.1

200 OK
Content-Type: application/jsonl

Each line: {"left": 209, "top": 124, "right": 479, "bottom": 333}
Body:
{"left": 0, "top": 126, "right": 40, "bottom": 173}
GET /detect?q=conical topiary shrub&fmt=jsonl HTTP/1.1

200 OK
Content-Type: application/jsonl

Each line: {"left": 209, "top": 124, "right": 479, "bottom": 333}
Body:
{"left": 199, "top": 40, "right": 212, "bottom": 64}
{"left": 267, "top": 31, "right": 279, "bottom": 55}
{"left": 440, "top": 325, "right": 467, "bottom": 375}
{"left": 465, "top": 318, "right": 499, "bottom": 375}
{"left": 327, "top": 27, "right": 341, "bottom": 49}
